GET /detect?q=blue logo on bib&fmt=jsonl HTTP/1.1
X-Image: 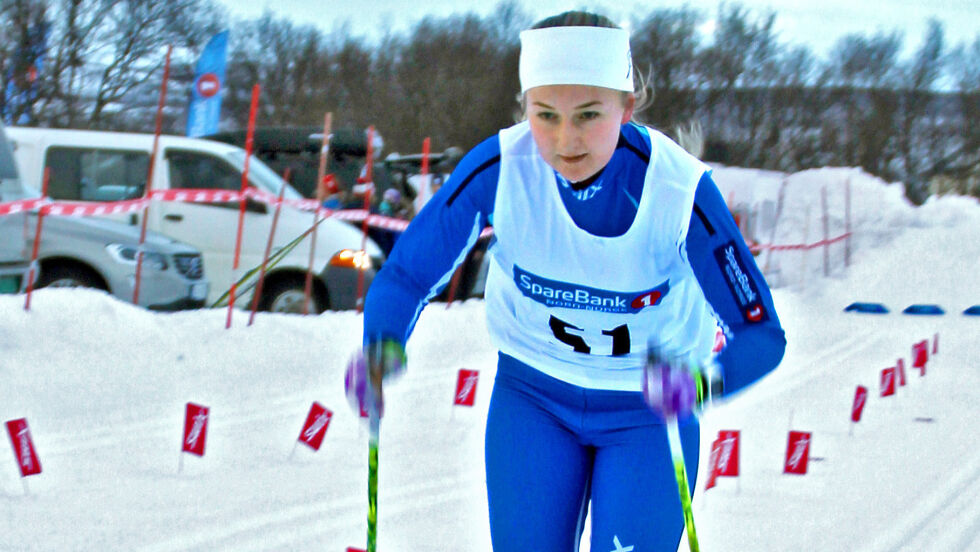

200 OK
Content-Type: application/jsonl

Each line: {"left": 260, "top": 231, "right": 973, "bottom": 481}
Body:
{"left": 514, "top": 265, "right": 669, "bottom": 314}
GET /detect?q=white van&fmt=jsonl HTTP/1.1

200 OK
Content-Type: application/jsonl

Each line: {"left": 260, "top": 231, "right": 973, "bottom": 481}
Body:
{"left": 2, "top": 121, "right": 209, "bottom": 309}
{"left": 7, "top": 127, "right": 383, "bottom": 312}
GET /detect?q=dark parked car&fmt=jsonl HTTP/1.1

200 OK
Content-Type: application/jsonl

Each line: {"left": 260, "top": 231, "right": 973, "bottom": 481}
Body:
{"left": 203, "top": 127, "right": 488, "bottom": 300}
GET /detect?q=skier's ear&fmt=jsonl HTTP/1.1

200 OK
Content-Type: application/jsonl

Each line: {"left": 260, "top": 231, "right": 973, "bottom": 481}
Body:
{"left": 621, "top": 93, "right": 636, "bottom": 124}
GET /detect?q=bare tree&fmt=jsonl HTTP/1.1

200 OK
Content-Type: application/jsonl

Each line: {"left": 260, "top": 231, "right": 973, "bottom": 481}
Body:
{"left": 824, "top": 31, "right": 903, "bottom": 177}
{"left": 1, "top": 0, "right": 50, "bottom": 125}
{"left": 19, "top": 0, "right": 221, "bottom": 129}
{"left": 895, "top": 19, "right": 945, "bottom": 202}
{"left": 697, "top": 3, "right": 779, "bottom": 164}
{"left": 224, "top": 12, "right": 334, "bottom": 127}
{"left": 630, "top": 6, "right": 703, "bottom": 130}
{"left": 942, "top": 34, "right": 980, "bottom": 196}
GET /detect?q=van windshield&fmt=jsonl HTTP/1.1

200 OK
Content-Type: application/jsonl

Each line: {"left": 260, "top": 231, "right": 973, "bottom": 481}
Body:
{"left": 225, "top": 151, "right": 303, "bottom": 200}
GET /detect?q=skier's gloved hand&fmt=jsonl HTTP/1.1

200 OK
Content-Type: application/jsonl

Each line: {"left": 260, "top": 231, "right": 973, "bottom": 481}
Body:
{"left": 344, "top": 338, "right": 406, "bottom": 418}
{"left": 642, "top": 349, "right": 722, "bottom": 422}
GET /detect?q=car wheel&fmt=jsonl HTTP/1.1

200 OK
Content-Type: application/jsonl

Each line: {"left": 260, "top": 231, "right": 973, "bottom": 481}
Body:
{"left": 36, "top": 264, "right": 105, "bottom": 290}
{"left": 259, "top": 278, "right": 323, "bottom": 314}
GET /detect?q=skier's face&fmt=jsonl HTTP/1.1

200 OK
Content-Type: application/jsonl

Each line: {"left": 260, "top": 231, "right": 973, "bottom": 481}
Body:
{"left": 526, "top": 84, "right": 634, "bottom": 183}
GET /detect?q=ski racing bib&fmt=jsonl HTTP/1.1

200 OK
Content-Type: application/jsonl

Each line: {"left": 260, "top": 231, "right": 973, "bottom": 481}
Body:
{"left": 484, "top": 122, "right": 719, "bottom": 391}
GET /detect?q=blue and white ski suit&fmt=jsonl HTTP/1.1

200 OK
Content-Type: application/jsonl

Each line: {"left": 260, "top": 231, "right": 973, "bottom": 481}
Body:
{"left": 363, "top": 121, "right": 786, "bottom": 551}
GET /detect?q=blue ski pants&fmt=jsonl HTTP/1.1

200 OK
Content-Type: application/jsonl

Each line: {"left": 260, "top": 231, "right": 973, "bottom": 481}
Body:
{"left": 485, "top": 353, "right": 700, "bottom": 552}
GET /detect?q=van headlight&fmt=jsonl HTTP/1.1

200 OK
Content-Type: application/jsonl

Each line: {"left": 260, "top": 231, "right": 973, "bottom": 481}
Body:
{"left": 105, "top": 244, "right": 169, "bottom": 271}
{"left": 329, "top": 249, "right": 373, "bottom": 270}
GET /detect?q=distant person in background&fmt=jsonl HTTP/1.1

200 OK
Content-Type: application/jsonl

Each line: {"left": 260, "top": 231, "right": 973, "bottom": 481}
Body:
{"left": 346, "top": 10, "right": 785, "bottom": 551}
{"left": 379, "top": 187, "right": 414, "bottom": 220}
{"left": 315, "top": 174, "right": 342, "bottom": 209}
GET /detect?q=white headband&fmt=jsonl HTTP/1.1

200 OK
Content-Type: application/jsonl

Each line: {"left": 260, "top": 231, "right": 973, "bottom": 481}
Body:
{"left": 519, "top": 26, "right": 633, "bottom": 93}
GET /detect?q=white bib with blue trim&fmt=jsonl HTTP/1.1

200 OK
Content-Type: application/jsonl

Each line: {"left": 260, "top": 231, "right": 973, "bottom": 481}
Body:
{"left": 484, "top": 121, "right": 718, "bottom": 391}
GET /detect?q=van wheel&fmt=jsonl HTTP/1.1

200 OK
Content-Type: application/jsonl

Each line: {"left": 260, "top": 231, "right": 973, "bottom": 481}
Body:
{"left": 260, "top": 279, "right": 323, "bottom": 314}
{"left": 37, "top": 264, "right": 105, "bottom": 290}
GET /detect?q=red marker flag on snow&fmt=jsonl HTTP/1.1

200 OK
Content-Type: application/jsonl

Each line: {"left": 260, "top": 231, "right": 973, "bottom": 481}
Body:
{"left": 896, "top": 358, "right": 907, "bottom": 386}
{"left": 182, "top": 402, "right": 210, "bottom": 457}
{"left": 706, "top": 430, "right": 740, "bottom": 490}
{"left": 912, "top": 340, "right": 929, "bottom": 375}
{"left": 454, "top": 369, "right": 480, "bottom": 407}
{"left": 5, "top": 419, "right": 41, "bottom": 477}
{"left": 880, "top": 367, "right": 897, "bottom": 397}
{"left": 347, "top": 548, "right": 366, "bottom": 552}
{"left": 851, "top": 386, "right": 869, "bottom": 422}
{"left": 784, "top": 431, "right": 811, "bottom": 475}
{"left": 706, "top": 439, "right": 723, "bottom": 490}
{"left": 932, "top": 333, "right": 938, "bottom": 355}
{"left": 715, "top": 430, "right": 740, "bottom": 476}
{"left": 298, "top": 402, "right": 333, "bottom": 451}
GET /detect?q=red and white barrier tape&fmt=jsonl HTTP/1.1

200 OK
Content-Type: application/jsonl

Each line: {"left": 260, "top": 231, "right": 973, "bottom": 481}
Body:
{"left": 1, "top": 190, "right": 420, "bottom": 234}
{"left": 151, "top": 189, "right": 242, "bottom": 204}
{"left": 1, "top": 189, "right": 501, "bottom": 240}
{"left": 43, "top": 198, "right": 149, "bottom": 216}
{"left": 0, "top": 198, "right": 47, "bottom": 216}
{"left": 751, "top": 233, "right": 851, "bottom": 253}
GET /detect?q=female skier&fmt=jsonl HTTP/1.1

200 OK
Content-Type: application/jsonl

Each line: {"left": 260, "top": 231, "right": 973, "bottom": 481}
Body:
{"left": 347, "top": 10, "right": 786, "bottom": 551}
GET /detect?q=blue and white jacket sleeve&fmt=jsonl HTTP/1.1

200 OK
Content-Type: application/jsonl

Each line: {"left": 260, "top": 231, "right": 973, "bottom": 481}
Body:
{"left": 685, "top": 173, "right": 787, "bottom": 396}
{"left": 363, "top": 137, "right": 500, "bottom": 345}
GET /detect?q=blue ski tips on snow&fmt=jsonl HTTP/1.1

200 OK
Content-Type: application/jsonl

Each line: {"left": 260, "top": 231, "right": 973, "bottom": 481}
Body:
{"left": 902, "top": 304, "right": 945, "bottom": 315}
{"left": 964, "top": 305, "right": 980, "bottom": 316}
{"left": 844, "top": 302, "right": 889, "bottom": 314}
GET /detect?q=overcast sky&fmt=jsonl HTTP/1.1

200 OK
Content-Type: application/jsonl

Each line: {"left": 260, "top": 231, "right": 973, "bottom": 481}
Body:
{"left": 215, "top": 0, "right": 977, "bottom": 59}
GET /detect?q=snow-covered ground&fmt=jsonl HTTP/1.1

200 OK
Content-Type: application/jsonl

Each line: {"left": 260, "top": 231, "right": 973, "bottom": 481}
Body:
{"left": 1, "top": 167, "right": 977, "bottom": 551}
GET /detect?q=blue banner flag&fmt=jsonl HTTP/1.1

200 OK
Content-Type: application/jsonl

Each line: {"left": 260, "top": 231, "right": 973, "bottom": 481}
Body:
{"left": 186, "top": 30, "right": 229, "bottom": 137}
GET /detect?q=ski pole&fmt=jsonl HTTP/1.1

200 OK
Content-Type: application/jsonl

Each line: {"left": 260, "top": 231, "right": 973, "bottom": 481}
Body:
{"left": 367, "top": 411, "right": 380, "bottom": 552}
{"left": 647, "top": 341, "right": 702, "bottom": 552}
{"left": 366, "top": 343, "right": 383, "bottom": 552}
{"left": 666, "top": 415, "right": 700, "bottom": 552}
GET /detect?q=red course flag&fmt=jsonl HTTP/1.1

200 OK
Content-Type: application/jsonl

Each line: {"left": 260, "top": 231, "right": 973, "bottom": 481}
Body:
{"left": 880, "top": 367, "right": 896, "bottom": 397}
{"left": 5, "top": 418, "right": 42, "bottom": 477}
{"left": 912, "top": 340, "right": 929, "bottom": 375}
{"left": 851, "top": 386, "right": 869, "bottom": 422}
{"left": 453, "top": 369, "right": 480, "bottom": 407}
{"left": 784, "top": 431, "right": 812, "bottom": 475}
{"left": 932, "top": 333, "right": 938, "bottom": 355}
{"left": 346, "top": 548, "right": 366, "bottom": 552}
{"left": 182, "top": 402, "right": 210, "bottom": 457}
{"left": 714, "top": 430, "right": 740, "bottom": 477}
{"left": 706, "top": 430, "right": 740, "bottom": 490}
{"left": 896, "top": 358, "right": 906, "bottom": 386}
{"left": 298, "top": 402, "right": 333, "bottom": 451}
{"left": 706, "top": 440, "right": 722, "bottom": 490}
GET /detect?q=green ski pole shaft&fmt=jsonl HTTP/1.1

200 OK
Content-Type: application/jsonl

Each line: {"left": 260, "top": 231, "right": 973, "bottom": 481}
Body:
{"left": 666, "top": 416, "right": 700, "bottom": 552}
{"left": 367, "top": 412, "right": 380, "bottom": 552}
